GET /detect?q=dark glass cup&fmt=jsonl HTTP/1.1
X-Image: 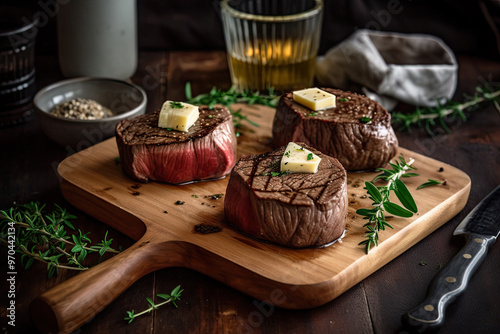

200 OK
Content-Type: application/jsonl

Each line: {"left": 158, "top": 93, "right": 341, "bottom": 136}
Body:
{"left": 0, "top": 6, "right": 38, "bottom": 127}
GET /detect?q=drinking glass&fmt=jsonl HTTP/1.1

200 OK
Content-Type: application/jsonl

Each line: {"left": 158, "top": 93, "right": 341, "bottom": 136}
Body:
{"left": 220, "top": 0, "right": 323, "bottom": 92}
{"left": 0, "top": 6, "right": 38, "bottom": 127}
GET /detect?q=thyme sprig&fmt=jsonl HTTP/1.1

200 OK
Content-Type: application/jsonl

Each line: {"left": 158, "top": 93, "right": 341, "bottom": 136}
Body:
{"left": 357, "top": 156, "right": 419, "bottom": 253}
{"left": 124, "top": 285, "right": 183, "bottom": 324}
{"left": 392, "top": 85, "right": 500, "bottom": 135}
{"left": 184, "top": 83, "right": 279, "bottom": 136}
{"left": 0, "top": 202, "right": 120, "bottom": 278}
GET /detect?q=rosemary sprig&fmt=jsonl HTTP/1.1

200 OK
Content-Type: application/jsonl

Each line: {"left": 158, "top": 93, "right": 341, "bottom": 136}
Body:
{"left": 0, "top": 202, "right": 120, "bottom": 278}
{"left": 356, "top": 156, "right": 419, "bottom": 253}
{"left": 392, "top": 85, "right": 500, "bottom": 135}
{"left": 124, "top": 285, "right": 183, "bottom": 324}
{"left": 184, "top": 83, "right": 279, "bottom": 136}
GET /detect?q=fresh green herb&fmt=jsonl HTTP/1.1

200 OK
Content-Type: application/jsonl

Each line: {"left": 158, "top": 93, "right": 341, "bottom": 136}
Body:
{"left": 208, "top": 115, "right": 213, "bottom": 119}
{"left": 262, "top": 170, "right": 291, "bottom": 177}
{"left": 175, "top": 200, "right": 185, "bottom": 205}
{"left": 166, "top": 128, "right": 173, "bottom": 131}
{"left": 307, "top": 153, "right": 314, "bottom": 160}
{"left": 359, "top": 117, "right": 371, "bottom": 123}
{"left": 308, "top": 112, "right": 318, "bottom": 116}
{"left": 124, "top": 285, "right": 183, "bottom": 324}
{"left": 185, "top": 83, "right": 279, "bottom": 109}
{"left": 284, "top": 151, "right": 291, "bottom": 158}
{"left": 0, "top": 202, "right": 120, "bottom": 277}
{"left": 392, "top": 84, "right": 500, "bottom": 135}
{"left": 184, "top": 83, "right": 279, "bottom": 135}
{"left": 419, "top": 261, "right": 427, "bottom": 266}
{"left": 417, "top": 179, "right": 442, "bottom": 190}
{"left": 191, "top": 195, "right": 198, "bottom": 198}
{"left": 357, "top": 156, "right": 419, "bottom": 253}
{"left": 170, "top": 101, "right": 184, "bottom": 109}
{"left": 338, "top": 98, "right": 348, "bottom": 102}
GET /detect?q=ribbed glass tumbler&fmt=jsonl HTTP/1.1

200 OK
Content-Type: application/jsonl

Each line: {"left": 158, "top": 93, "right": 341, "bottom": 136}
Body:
{"left": 0, "top": 6, "right": 38, "bottom": 127}
{"left": 220, "top": 0, "right": 323, "bottom": 92}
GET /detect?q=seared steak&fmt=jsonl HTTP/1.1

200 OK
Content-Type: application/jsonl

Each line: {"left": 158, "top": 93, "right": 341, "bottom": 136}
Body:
{"left": 272, "top": 88, "right": 398, "bottom": 171}
{"left": 224, "top": 143, "right": 347, "bottom": 248}
{"left": 116, "top": 106, "right": 237, "bottom": 184}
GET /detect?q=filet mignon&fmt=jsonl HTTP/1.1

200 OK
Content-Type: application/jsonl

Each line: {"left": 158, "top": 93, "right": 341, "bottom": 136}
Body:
{"left": 224, "top": 143, "right": 347, "bottom": 248}
{"left": 272, "top": 88, "right": 398, "bottom": 171}
{"left": 116, "top": 106, "right": 237, "bottom": 184}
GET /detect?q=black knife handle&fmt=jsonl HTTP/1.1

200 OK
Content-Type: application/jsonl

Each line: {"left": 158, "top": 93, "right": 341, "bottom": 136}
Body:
{"left": 402, "top": 233, "right": 496, "bottom": 333}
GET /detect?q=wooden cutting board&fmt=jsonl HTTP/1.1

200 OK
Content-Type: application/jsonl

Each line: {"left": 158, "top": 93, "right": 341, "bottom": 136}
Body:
{"left": 32, "top": 104, "right": 470, "bottom": 333}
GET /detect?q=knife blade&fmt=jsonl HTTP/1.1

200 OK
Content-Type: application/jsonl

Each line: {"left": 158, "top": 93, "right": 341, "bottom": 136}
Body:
{"left": 402, "top": 185, "right": 500, "bottom": 333}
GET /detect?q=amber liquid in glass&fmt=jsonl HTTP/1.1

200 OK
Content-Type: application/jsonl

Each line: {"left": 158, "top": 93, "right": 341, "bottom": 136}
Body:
{"left": 228, "top": 40, "right": 316, "bottom": 92}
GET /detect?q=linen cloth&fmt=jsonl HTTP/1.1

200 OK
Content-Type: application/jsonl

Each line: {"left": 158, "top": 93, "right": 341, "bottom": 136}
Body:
{"left": 316, "top": 30, "right": 458, "bottom": 110}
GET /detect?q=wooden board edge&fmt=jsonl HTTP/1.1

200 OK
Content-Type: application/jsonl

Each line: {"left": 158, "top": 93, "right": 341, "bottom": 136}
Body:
{"left": 60, "top": 179, "right": 147, "bottom": 241}
{"left": 57, "top": 178, "right": 344, "bottom": 309}
{"left": 55, "top": 135, "right": 474, "bottom": 309}
{"left": 337, "top": 177, "right": 472, "bottom": 292}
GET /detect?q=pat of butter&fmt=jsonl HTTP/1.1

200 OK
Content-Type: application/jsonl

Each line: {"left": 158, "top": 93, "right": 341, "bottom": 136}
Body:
{"left": 293, "top": 88, "right": 336, "bottom": 111}
{"left": 281, "top": 142, "right": 321, "bottom": 174}
{"left": 158, "top": 101, "right": 199, "bottom": 132}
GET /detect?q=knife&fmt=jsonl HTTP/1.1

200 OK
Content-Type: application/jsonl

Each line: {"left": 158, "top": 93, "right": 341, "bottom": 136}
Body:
{"left": 402, "top": 185, "right": 500, "bottom": 333}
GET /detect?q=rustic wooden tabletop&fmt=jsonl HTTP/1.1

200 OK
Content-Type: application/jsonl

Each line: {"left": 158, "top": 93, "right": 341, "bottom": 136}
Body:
{"left": 1, "top": 51, "right": 499, "bottom": 334}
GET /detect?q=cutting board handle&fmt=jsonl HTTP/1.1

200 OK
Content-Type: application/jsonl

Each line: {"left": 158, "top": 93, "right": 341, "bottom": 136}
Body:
{"left": 30, "top": 230, "right": 179, "bottom": 334}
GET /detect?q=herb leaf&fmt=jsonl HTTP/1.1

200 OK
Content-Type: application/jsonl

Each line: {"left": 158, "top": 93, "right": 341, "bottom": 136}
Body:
{"left": 383, "top": 202, "right": 414, "bottom": 217}
{"left": 124, "top": 285, "right": 183, "bottom": 323}
{"left": 417, "top": 179, "right": 442, "bottom": 190}
{"left": 394, "top": 179, "right": 418, "bottom": 213}
{"left": 184, "top": 83, "right": 279, "bottom": 135}
{"left": 365, "top": 181, "right": 383, "bottom": 203}
{"left": 356, "top": 156, "right": 418, "bottom": 253}
{"left": 392, "top": 83, "right": 500, "bottom": 135}
{"left": 170, "top": 101, "right": 183, "bottom": 109}
{"left": 0, "top": 202, "right": 120, "bottom": 277}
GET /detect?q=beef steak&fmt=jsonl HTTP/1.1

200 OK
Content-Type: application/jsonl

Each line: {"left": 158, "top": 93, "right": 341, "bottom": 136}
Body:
{"left": 116, "top": 106, "right": 237, "bottom": 184}
{"left": 272, "top": 88, "right": 398, "bottom": 171}
{"left": 224, "top": 143, "right": 347, "bottom": 248}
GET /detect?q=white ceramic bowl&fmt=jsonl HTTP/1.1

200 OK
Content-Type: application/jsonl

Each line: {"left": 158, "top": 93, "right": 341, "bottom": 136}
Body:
{"left": 34, "top": 77, "right": 147, "bottom": 149}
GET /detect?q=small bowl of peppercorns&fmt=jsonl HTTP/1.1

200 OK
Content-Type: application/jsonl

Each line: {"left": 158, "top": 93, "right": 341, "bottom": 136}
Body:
{"left": 34, "top": 77, "right": 147, "bottom": 149}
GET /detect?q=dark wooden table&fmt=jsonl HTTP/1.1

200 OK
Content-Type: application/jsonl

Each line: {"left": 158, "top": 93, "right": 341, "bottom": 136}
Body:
{"left": 1, "top": 51, "right": 499, "bottom": 334}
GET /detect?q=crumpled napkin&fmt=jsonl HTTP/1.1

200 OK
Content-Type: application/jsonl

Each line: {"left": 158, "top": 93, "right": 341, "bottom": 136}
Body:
{"left": 316, "top": 30, "right": 458, "bottom": 110}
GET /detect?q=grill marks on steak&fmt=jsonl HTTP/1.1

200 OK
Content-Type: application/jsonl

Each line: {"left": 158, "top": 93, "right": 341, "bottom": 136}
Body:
{"left": 272, "top": 88, "right": 398, "bottom": 171}
{"left": 118, "top": 107, "right": 228, "bottom": 145}
{"left": 224, "top": 143, "right": 347, "bottom": 248}
{"left": 116, "top": 106, "right": 237, "bottom": 184}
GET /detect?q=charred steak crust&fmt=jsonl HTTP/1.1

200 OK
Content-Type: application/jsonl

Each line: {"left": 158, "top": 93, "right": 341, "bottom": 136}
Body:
{"left": 116, "top": 106, "right": 237, "bottom": 184}
{"left": 224, "top": 143, "right": 347, "bottom": 248}
{"left": 272, "top": 88, "right": 398, "bottom": 171}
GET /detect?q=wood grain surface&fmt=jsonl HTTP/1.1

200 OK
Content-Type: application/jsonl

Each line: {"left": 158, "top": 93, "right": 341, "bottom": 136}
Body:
{"left": 2, "top": 51, "right": 499, "bottom": 334}
{"left": 32, "top": 103, "right": 470, "bottom": 333}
